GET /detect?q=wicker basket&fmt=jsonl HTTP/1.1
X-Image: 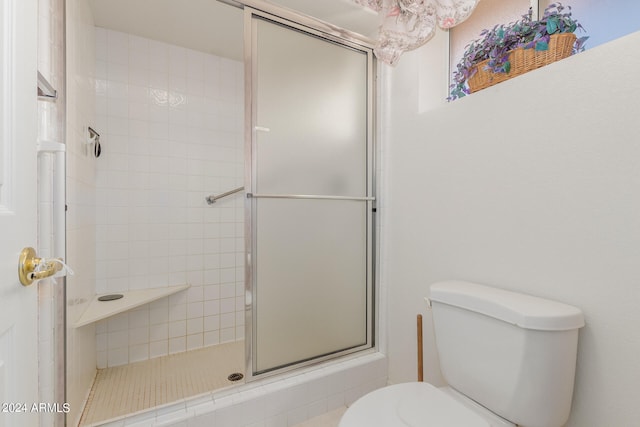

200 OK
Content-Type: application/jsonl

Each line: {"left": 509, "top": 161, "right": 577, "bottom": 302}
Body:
{"left": 467, "top": 33, "right": 577, "bottom": 93}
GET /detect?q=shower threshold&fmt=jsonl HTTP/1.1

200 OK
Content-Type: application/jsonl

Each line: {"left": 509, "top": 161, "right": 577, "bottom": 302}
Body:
{"left": 79, "top": 340, "right": 244, "bottom": 426}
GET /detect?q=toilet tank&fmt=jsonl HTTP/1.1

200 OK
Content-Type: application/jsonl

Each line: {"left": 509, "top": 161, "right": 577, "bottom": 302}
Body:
{"left": 429, "top": 281, "right": 584, "bottom": 427}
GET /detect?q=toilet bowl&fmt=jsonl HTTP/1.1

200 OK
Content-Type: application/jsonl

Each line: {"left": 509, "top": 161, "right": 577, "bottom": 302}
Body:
{"left": 340, "top": 281, "right": 584, "bottom": 427}
{"left": 339, "top": 382, "right": 515, "bottom": 427}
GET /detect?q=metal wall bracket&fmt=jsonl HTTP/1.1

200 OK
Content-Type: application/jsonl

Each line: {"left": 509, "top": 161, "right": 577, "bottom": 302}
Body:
{"left": 37, "top": 71, "right": 57, "bottom": 101}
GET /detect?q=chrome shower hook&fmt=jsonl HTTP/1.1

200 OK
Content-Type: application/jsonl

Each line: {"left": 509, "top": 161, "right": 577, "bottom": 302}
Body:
{"left": 88, "top": 126, "right": 102, "bottom": 158}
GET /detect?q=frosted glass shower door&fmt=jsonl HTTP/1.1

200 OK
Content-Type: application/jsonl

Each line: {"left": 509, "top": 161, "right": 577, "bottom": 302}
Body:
{"left": 248, "top": 12, "right": 374, "bottom": 375}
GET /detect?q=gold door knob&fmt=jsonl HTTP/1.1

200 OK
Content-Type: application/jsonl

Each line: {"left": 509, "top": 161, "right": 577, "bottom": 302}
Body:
{"left": 18, "top": 247, "right": 63, "bottom": 286}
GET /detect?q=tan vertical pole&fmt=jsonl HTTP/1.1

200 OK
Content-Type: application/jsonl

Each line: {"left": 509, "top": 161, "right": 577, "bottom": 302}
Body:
{"left": 417, "top": 314, "right": 424, "bottom": 382}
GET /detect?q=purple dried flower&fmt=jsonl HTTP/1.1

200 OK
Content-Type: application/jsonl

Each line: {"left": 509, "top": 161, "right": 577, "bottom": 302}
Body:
{"left": 449, "top": 2, "right": 588, "bottom": 101}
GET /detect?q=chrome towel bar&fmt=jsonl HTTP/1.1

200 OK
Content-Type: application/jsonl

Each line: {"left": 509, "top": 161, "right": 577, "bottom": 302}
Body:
{"left": 247, "top": 193, "right": 375, "bottom": 202}
{"left": 206, "top": 188, "right": 376, "bottom": 205}
{"left": 205, "top": 186, "right": 245, "bottom": 205}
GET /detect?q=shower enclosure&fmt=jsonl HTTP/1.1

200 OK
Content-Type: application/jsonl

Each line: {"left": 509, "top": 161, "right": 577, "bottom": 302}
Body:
{"left": 72, "top": 0, "right": 376, "bottom": 423}
{"left": 243, "top": 7, "right": 376, "bottom": 378}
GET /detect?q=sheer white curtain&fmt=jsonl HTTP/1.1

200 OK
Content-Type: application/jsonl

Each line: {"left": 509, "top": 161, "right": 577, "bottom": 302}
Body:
{"left": 353, "top": 0, "right": 481, "bottom": 65}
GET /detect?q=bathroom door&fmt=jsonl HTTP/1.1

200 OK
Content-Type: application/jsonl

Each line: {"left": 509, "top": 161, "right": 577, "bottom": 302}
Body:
{"left": 246, "top": 9, "right": 375, "bottom": 376}
{"left": 0, "top": 0, "right": 40, "bottom": 425}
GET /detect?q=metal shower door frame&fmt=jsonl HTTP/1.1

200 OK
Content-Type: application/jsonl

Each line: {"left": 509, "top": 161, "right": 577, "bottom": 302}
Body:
{"left": 242, "top": 4, "right": 377, "bottom": 381}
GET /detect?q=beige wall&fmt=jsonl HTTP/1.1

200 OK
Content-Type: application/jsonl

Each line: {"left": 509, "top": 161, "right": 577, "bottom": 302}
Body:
{"left": 383, "top": 30, "right": 640, "bottom": 425}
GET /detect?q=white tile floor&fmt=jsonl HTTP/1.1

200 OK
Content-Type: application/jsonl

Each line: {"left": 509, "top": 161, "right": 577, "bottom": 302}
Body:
{"left": 79, "top": 341, "right": 244, "bottom": 425}
{"left": 293, "top": 406, "right": 347, "bottom": 427}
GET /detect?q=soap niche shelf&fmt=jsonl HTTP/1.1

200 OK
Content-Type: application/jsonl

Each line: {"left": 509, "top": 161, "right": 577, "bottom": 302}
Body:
{"left": 73, "top": 284, "right": 191, "bottom": 328}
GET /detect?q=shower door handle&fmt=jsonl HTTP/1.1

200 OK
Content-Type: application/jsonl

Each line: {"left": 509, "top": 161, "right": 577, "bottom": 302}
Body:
{"left": 246, "top": 193, "right": 375, "bottom": 202}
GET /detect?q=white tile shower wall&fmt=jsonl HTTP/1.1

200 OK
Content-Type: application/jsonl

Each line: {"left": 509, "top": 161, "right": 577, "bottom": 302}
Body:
{"left": 66, "top": 0, "right": 99, "bottom": 424}
{"left": 94, "top": 28, "right": 245, "bottom": 368}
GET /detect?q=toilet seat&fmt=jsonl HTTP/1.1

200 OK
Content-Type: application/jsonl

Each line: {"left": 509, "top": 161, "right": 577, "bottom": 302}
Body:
{"left": 339, "top": 382, "right": 505, "bottom": 427}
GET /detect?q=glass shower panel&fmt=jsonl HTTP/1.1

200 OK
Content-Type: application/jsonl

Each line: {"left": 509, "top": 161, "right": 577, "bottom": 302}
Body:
{"left": 251, "top": 16, "right": 372, "bottom": 374}
{"left": 255, "top": 199, "right": 368, "bottom": 372}
{"left": 255, "top": 18, "right": 368, "bottom": 197}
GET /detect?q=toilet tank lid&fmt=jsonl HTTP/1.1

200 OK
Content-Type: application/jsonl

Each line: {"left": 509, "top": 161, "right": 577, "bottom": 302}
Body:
{"left": 429, "top": 281, "right": 585, "bottom": 331}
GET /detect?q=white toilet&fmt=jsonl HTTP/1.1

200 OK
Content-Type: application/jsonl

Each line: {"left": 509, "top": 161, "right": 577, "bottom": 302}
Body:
{"left": 340, "top": 280, "right": 585, "bottom": 427}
